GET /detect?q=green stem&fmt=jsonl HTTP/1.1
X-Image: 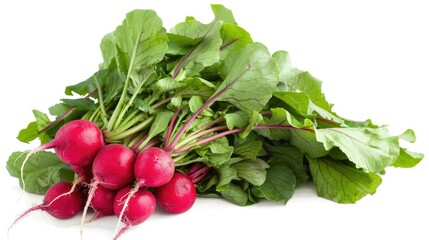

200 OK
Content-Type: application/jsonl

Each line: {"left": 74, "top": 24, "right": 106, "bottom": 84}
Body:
{"left": 174, "top": 126, "right": 228, "bottom": 150}
{"left": 94, "top": 74, "right": 108, "bottom": 121}
{"left": 106, "top": 115, "right": 154, "bottom": 141}
{"left": 174, "top": 125, "right": 314, "bottom": 154}
{"left": 106, "top": 32, "right": 142, "bottom": 132}
{"left": 115, "top": 112, "right": 146, "bottom": 134}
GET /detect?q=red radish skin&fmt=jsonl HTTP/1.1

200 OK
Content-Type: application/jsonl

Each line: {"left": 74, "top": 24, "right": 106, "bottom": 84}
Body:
{"left": 134, "top": 147, "right": 175, "bottom": 188}
{"left": 20, "top": 120, "right": 104, "bottom": 191}
{"left": 9, "top": 182, "right": 83, "bottom": 232}
{"left": 92, "top": 144, "right": 136, "bottom": 190}
{"left": 89, "top": 186, "right": 116, "bottom": 221}
{"left": 81, "top": 144, "right": 136, "bottom": 237}
{"left": 113, "top": 187, "right": 156, "bottom": 240}
{"left": 155, "top": 172, "right": 196, "bottom": 214}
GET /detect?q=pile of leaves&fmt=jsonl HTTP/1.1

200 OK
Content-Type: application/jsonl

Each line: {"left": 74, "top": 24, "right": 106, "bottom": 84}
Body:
{"left": 7, "top": 4, "right": 423, "bottom": 206}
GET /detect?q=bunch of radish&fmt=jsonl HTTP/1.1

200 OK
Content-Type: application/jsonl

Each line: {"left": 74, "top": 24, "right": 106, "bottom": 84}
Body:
{"left": 7, "top": 4, "right": 423, "bottom": 240}
{"left": 10, "top": 119, "right": 203, "bottom": 240}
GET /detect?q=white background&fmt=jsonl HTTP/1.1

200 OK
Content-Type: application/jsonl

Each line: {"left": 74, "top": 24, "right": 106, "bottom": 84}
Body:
{"left": 1, "top": 0, "right": 428, "bottom": 239}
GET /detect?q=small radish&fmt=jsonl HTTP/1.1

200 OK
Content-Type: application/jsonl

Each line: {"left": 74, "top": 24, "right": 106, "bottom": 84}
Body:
{"left": 113, "top": 187, "right": 156, "bottom": 240}
{"left": 134, "top": 147, "right": 175, "bottom": 188}
{"left": 89, "top": 186, "right": 116, "bottom": 221}
{"left": 81, "top": 144, "right": 135, "bottom": 237}
{"left": 91, "top": 144, "right": 136, "bottom": 190}
{"left": 155, "top": 172, "right": 196, "bottom": 214}
{"left": 9, "top": 182, "right": 83, "bottom": 232}
{"left": 20, "top": 120, "right": 104, "bottom": 191}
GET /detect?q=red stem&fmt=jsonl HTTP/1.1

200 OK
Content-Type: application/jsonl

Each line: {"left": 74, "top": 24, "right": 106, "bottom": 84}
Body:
{"left": 168, "top": 68, "right": 249, "bottom": 153}
{"left": 186, "top": 163, "right": 201, "bottom": 176}
{"left": 164, "top": 106, "right": 182, "bottom": 150}
{"left": 8, "top": 205, "right": 45, "bottom": 233}
{"left": 316, "top": 117, "right": 340, "bottom": 127}
{"left": 174, "top": 125, "right": 313, "bottom": 154}
{"left": 130, "top": 134, "right": 148, "bottom": 153}
{"left": 39, "top": 89, "right": 97, "bottom": 133}
{"left": 140, "top": 137, "right": 161, "bottom": 152}
{"left": 113, "top": 224, "right": 130, "bottom": 240}
{"left": 191, "top": 167, "right": 211, "bottom": 183}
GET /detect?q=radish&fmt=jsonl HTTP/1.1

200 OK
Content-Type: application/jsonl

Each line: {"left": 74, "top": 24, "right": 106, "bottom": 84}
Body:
{"left": 20, "top": 119, "right": 104, "bottom": 191}
{"left": 155, "top": 172, "right": 196, "bottom": 214}
{"left": 9, "top": 182, "right": 83, "bottom": 232}
{"left": 91, "top": 144, "right": 136, "bottom": 190}
{"left": 134, "top": 147, "right": 175, "bottom": 188}
{"left": 88, "top": 186, "right": 116, "bottom": 221}
{"left": 113, "top": 187, "right": 156, "bottom": 240}
{"left": 81, "top": 144, "right": 136, "bottom": 237}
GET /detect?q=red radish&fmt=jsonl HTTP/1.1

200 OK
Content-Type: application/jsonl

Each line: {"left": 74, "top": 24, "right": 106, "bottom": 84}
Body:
{"left": 113, "top": 187, "right": 156, "bottom": 240}
{"left": 88, "top": 186, "right": 116, "bottom": 222}
{"left": 20, "top": 120, "right": 104, "bottom": 191}
{"left": 92, "top": 144, "right": 136, "bottom": 190}
{"left": 9, "top": 182, "right": 83, "bottom": 232}
{"left": 81, "top": 144, "right": 135, "bottom": 237}
{"left": 155, "top": 172, "right": 196, "bottom": 214}
{"left": 134, "top": 147, "right": 175, "bottom": 188}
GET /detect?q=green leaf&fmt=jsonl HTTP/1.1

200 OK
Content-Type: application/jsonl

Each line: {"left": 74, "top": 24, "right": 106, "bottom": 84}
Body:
{"left": 272, "top": 50, "right": 302, "bottom": 92}
{"left": 308, "top": 157, "right": 382, "bottom": 203}
{"left": 151, "top": 77, "right": 186, "bottom": 96}
{"left": 268, "top": 107, "right": 314, "bottom": 128}
{"left": 129, "top": 67, "right": 157, "bottom": 95}
{"left": 166, "top": 33, "right": 200, "bottom": 55}
{"left": 398, "top": 129, "right": 416, "bottom": 143}
{"left": 171, "top": 21, "right": 223, "bottom": 77}
{"left": 134, "top": 98, "right": 154, "bottom": 114}
{"left": 99, "top": 33, "right": 117, "bottom": 69}
{"left": 65, "top": 74, "right": 97, "bottom": 96}
{"left": 265, "top": 144, "right": 309, "bottom": 186}
{"left": 274, "top": 67, "right": 333, "bottom": 113}
{"left": 256, "top": 160, "right": 296, "bottom": 202}
{"left": 216, "top": 165, "right": 238, "bottom": 191}
{"left": 205, "top": 149, "right": 234, "bottom": 167}
{"left": 234, "top": 137, "right": 263, "bottom": 160}
{"left": 6, "top": 151, "right": 74, "bottom": 194}
{"left": 17, "top": 121, "right": 39, "bottom": 143}
{"left": 217, "top": 42, "right": 279, "bottom": 113}
{"left": 49, "top": 103, "right": 71, "bottom": 117}
{"left": 145, "top": 111, "right": 174, "bottom": 142}
{"left": 315, "top": 127, "right": 400, "bottom": 172}
{"left": 32, "top": 109, "right": 51, "bottom": 131}
{"left": 290, "top": 130, "right": 329, "bottom": 158}
{"left": 60, "top": 98, "right": 97, "bottom": 111}
{"left": 393, "top": 148, "right": 424, "bottom": 168}
{"left": 274, "top": 91, "right": 344, "bottom": 126}
{"left": 115, "top": 10, "right": 168, "bottom": 71}
{"left": 225, "top": 111, "right": 248, "bottom": 130}
{"left": 240, "top": 111, "right": 263, "bottom": 139}
{"left": 232, "top": 159, "right": 269, "bottom": 186}
{"left": 170, "top": 18, "right": 207, "bottom": 38}
{"left": 220, "top": 183, "right": 248, "bottom": 206}
{"left": 219, "top": 23, "right": 253, "bottom": 60}
{"left": 211, "top": 4, "right": 237, "bottom": 24}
